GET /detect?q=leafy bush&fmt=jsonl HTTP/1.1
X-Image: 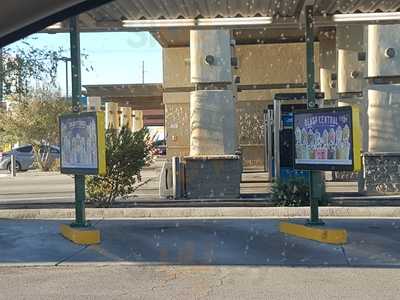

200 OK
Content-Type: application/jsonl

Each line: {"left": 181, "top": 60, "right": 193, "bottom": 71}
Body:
{"left": 86, "top": 127, "right": 154, "bottom": 207}
{"left": 271, "top": 179, "right": 310, "bottom": 207}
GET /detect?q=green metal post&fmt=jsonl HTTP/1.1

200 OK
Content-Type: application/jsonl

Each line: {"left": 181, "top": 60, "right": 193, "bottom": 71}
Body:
{"left": 69, "top": 16, "right": 88, "bottom": 227}
{"left": 305, "top": 6, "right": 316, "bottom": 109}
{"left": 305, "top": 5, "right": 324, "bottom": 226}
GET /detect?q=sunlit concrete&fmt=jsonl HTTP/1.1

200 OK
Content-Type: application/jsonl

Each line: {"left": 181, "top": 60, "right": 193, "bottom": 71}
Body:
{"left": 189, "top": 29, "right": 236, "bottom": 156}
{"left": 1, "top": 264, "right": 399, "bottom": 299}
{"left": 319, "top": 30, "right": 336, "bottom": 103}
{"left": 86, "top": 96, "right": 102, "bottom": 111}
{"left": 368, "top": 24, "right": 400, "bottom": 152}
{"left": 105, "top": 102, "right": 119, "bottom": 129}
{"left": 132, "top": 110, "right": 144, "bottom": 132}
{"left": 120, "top": 106, "right": 132, "bottom": 129}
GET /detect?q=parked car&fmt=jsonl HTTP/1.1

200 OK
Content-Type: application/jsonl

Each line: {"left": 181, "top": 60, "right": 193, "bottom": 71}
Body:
{"left": 0, "top": 144, "right": 60, "bottom": 172}
{"left": 154, "top": 140, "right": 166, "bottom": 156}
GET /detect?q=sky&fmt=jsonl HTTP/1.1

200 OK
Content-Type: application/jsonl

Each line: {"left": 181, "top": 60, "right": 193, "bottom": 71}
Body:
{"left": 9, "top": 31, "right": 163, "bottom": 95}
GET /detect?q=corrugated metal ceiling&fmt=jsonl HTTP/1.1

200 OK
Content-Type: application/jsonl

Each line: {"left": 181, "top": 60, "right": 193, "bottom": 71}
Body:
{"left": 72, "top": 0, "right": 400, "bottom": 47}
{"left": 87, "top": 0, "right": 400, "bottom": 21}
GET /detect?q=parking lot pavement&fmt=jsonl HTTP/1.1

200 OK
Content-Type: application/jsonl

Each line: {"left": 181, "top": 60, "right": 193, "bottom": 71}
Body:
{"left": 1, "top": 218, "right": 399, "bottom": 267}
{"left": 1, "top": 265, "right": 400, "bottom": 300}
{"left": 1, "top": 218, "right": 400, "bottom": 299}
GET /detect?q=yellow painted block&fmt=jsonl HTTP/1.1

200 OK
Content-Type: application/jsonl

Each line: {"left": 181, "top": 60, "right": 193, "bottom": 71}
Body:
{"left": 60, "top": 224, "right": 101, "bottom": 245}
{"left": 279, "top": 222, "right": 347, "bottom": 245}
{"left": 96, "top": 111, "right": 107, "bottom": 176}
{"left": 351, "top": 105, "right": 362, "bottom": 172}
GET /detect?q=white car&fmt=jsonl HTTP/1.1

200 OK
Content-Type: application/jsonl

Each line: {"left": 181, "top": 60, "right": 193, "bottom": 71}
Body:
{"left": 0, "top": 144, "right": 60, "bottom": 172}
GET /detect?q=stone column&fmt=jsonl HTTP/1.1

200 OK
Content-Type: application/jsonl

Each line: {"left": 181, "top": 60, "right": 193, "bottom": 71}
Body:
{"left": 319, "top": 30, "right": 337, "bottom": 105}
{"left": 185, "top": 29, "right": 240, "bottom": 199}
{"left": 363, "top": 24, "right": 400, "bottom": 194}
{"left": 105, "top": 102, "right": 119, "bottom": 129}
{"left": 86, "top": 96, "right": 102, "bottom": 112}
{"left": 132, "top": 110, "right": 144, "bottom": 132}
{"left": 336, "top": 25, "right": 368, "bottom": 193}
{"left": 337, "top": 25, "right": 364, "bottom": 98}
{"left": 336, "top": 25, "right": 368, "bottom": 152}
{"left": 189, "top": 29, "right": 236, "bottom": 156}
{"left": 368, "top": 24, "right": 400, "bottom": 152}
{"left": 120, "top": 106, "right": 132, "bottom": 130}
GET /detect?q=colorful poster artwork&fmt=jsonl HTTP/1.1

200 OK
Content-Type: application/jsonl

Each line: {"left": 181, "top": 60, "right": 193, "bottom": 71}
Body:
{"left": 294, "top": 109, "right": 353, "bottom": 166}
{"left": 60, "top": 116, "right": 98, "bottom": 169}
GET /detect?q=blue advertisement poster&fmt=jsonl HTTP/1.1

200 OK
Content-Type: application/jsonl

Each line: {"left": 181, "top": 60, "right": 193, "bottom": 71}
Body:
{"left": 60, "top": 115, "right": 98, "bottom": 170}
{"left": 294, "top": 108, "right": 353, "bottom": 167}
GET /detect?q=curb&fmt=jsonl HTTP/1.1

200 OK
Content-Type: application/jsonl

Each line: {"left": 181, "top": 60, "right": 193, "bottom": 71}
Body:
{"left": 60, "top": 224, "right": 101, "bottom": 245}
{"left": 1, "top": 207, "right": 400, "bottom": 219}
{"left": 279, "top": 222, "right": 347, "bottom": 245}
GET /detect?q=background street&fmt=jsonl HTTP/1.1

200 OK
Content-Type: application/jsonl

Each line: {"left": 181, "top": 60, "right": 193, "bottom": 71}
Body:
{"left": 0, "top": 159, "right": 164, "bottom": 206}
{"left": 0, "top": 159, "right": 360, "bottom": 207}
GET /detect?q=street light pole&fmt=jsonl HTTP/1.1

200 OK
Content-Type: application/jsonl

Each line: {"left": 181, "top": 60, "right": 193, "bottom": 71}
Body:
{"left": 57, "top": 57, "right": 71, "bottom": 100}
{"left": 142, "top": 60, "right": 145, "bottom": 84}
{"left": 65, "top": 59, "right": 69, "bottom": 100}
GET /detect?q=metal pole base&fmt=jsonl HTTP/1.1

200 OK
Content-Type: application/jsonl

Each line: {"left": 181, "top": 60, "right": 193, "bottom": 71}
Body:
{"left": 305, "top": 219, "right": 325, "bottom": 226}
{"left": 70, "top": 221, "right": 92, "bottom": 228}
{"left": 73, "top": 174, "right": 87, "bottom": 228}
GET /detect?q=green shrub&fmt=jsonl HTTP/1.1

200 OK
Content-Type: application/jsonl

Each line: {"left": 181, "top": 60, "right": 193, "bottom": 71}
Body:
{"left": 271, "top": 178, "right": 310, "bottom": 207}
{"left": 86, "top": 127, "right": 154, "bottom": 207}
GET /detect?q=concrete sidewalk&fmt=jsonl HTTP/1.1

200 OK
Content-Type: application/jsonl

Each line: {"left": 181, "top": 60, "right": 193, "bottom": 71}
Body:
{"left": 1, "top": 206, "right": 400, "bottom": 220}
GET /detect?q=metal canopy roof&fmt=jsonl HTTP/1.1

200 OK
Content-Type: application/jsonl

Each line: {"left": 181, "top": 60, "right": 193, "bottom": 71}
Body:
{"left": 47, "top": 0, "right": 400, "bottom": 46}
{"left": 2, "top": 0, "right": 400, "bottom": 47}
{"left": 89, "top": 0, "right": 400, "bottom": 20}
{"left": 84, "top": 83, "right": 165, "bottom": 126}
{"left": 85, "top": 83, "right": 163, "bottom": 97}
{"left": 84, "top": 83, "right": 163, "bottom": 110}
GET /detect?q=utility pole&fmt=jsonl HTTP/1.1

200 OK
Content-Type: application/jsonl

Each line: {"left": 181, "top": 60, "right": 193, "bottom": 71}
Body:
{"left": 55, "top": 57, "right": 70, "bottom": 100}
{"left": 59, "top": 57, "right": 71, "bottom": 100}
{"left": 65, "top": 58, "right": 69, "bottom": 100}
{"left": 142, "top": 60, "right": 145, "bottom": 84}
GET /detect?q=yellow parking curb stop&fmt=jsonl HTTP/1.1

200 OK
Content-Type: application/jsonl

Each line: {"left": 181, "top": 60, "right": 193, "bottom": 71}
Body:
{"left": 60, "top": 224, "right": 101, "bottom": 245}
{"left": 279, "top": 221, "right": 347, "bottom": 245}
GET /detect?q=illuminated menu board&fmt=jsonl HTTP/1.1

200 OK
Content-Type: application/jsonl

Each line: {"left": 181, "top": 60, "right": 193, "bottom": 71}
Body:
{"left": 293, "top": 106, "right": 361, "bottom": 171}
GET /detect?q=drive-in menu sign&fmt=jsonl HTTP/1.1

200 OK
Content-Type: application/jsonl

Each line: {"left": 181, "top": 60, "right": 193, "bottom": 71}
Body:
{"left": 293, "top": 106, "right": 361, "bottom": 171}
{"left": 59, "top": 112, "right": 106, "bottom": 175}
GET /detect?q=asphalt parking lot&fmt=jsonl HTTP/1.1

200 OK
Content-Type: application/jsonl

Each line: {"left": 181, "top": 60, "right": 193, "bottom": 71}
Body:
{"left": 1, "top": 218, "right": 399, "bottom": 267}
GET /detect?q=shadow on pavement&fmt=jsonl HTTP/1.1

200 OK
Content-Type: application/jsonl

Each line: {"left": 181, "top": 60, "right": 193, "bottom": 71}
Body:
{"left": 0, "top": 218, "right": 399, "bottom": 268}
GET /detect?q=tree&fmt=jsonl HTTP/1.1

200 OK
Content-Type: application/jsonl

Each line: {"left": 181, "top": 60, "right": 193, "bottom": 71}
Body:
{"left": 0, "top": 39, "right": 91, "bottom": 99}
{"left": 86, "top": 127, "right": 154, "bottom": 208}
{"left": 1, "top": 41, "right": 64, "bottom": 98}
{"left": 0, "top": 89, "right": 70, "bottom": 170}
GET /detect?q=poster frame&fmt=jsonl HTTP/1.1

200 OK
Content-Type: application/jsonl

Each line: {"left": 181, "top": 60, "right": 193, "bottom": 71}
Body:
{"left": 292, "top": 105, "right": 361, "bottom": 172}
{"left": 59, "top": 111, "right": 106, "bottom": 176}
